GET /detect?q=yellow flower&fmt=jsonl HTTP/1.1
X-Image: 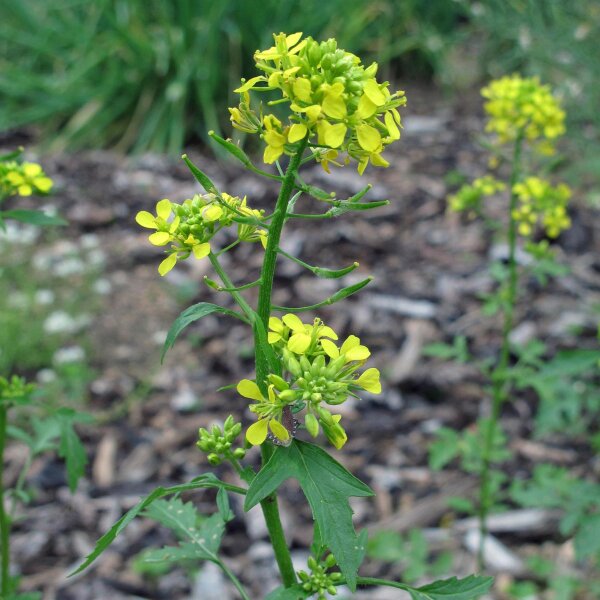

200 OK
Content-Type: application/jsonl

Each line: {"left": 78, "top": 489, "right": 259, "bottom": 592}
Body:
{"left": 4, "top": 162, "right": 53, "bottom": 196}
{"left": 268, "top": 314, "right": 338, "bottom": 354}
{"left": 262, "top": 114, "right": 287, "bottom": 164}
{"left": 321, "top": 335, "right": 370, "bottom": 363}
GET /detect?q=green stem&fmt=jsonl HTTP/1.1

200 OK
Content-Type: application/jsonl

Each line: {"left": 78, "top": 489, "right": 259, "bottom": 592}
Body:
{"left": 216, "top": 558, "right": 253, "bottom": 600}
{"left": 0, "top": 406, "right": 10, "bottom": 596}
{"left": 254, "top": 138, "right": 308, "bottom": 588}
{"left": 477, "top": 132, "right": 524, "bottom": 569}
{"left": 208, "top": 252, "right": 255, "bottom": 321}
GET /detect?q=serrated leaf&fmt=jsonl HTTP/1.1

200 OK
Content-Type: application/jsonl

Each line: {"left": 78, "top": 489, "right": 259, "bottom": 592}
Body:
{"left": 56, "top": 409, "right": 91, "bottom": 492}
{"left": 143, "top": 500, "right": 225, "bottom": 562}
{"left": 0, "top": 209, "right": 67, "bottom": 226}
{"left": 245, "top": 440, "right": 373, "bottom": 591}
{"left": 429, "top": 428, "right": 460, "bottom": 470}
{"left": 410, "top": 575, "right": 494, "bottom": 600}
{"left": 70, "top": 474, "right": 236, "bottom": 575}
{"left": 162, "top": 302, "right": 247, "bottom": 363}
{"left": 264, "top": 584, "right": 310, "bottom": 600}
{"left": 535, "top": 349, "right": 600, "bottom": 379}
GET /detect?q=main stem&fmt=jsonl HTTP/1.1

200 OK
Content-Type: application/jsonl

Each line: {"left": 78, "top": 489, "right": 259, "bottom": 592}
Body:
{"left": 477, "top": 133, "right": 524, "bottom": 569}
{"left": 0, "top": 406, "right": 10, "bottom": 596}
{"left": 255, "top": 139, "right": 307, "bottom": 588}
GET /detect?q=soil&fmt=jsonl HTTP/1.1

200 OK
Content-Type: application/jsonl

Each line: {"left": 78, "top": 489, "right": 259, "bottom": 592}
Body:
{"left": 3, "top": 84, "right": 600, "bottom": 599}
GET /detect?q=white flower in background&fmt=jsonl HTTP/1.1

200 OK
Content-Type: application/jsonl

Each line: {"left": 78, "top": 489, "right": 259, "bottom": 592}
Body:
{"left": 86, "top": 248, "right": 106, "bottom": 267}
{"left": 53, "top": 256, "right": 86, "bottom": 277}
{"left": 37, "top": 368, "right": 57, "bottom": 384}
{"left": 34, "top": 289, "right": 55, "bottom": 305}
{"left": 81, "top": 233, "right": 100, "bottom": 249}
{"left": 2, "top": 222, "right": 40, "bottom": 245}
{"left": 53, "top": 346, "right": 85, "bottom": 364}
{"left": 93, "top": 278, "right": 112, "bottom": 295}
{"left": 43, "top": 311, "right": 79, "bottom": 334}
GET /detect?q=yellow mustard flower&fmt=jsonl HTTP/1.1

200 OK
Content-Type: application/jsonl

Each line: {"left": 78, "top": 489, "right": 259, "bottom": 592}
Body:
{"left": 3, "top": 162, "right": 53, "bottom": 197}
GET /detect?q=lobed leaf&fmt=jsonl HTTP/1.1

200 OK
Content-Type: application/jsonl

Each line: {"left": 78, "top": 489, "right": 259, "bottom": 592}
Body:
{"left": 0, "top": 209, "right": 67, "bottom": 226}
{"left": 245, "top": 440, "right": 373, "bottom": 591}
{"left": 409, "top": 575, "right": 494, "bottom": 600}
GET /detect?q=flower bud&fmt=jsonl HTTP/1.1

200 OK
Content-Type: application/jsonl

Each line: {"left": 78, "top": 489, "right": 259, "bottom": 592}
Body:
{"left": 305, "top": 413, "right": 319, "bottom": 438}
{"left": 233, "top": 448, "right": 246, "bottom": 459}
{"left": 268, "top": 374, "right": 289, "bottom": 391}
{"left": 207, "top": 453, "right": 221, "bottom": 466}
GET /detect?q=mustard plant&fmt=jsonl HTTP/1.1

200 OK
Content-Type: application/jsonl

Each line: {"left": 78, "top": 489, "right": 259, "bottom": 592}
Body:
{"left": 427, "top": 75, "right": 599, "bottom": 570}
{"left": 0, "top": 149, "right": 88, "bottom": 599}
{"left": 75, "top": 33, "right": 493, "bottom": 599}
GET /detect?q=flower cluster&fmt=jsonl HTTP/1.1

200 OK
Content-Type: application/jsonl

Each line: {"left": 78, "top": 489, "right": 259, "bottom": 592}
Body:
{"left": 482, "top": 75, "right": 565, "bottom": 151}
{"left": 0, "top": 375, "right": 35, "bottom": 406}
{"left": 238, "top": 314, "right": 381, "bottom": 448}
{"left": 512, "top": 177, "right": 571, "bottom": 238}
{"left": 230, "top": 32, "right": 407, "bottom": 174}
{"left": 448, "top": 176, "right": 506, "bottom": 213}
{"left": 136, "top": 193, "right": 267, "bottom": 275}
{"left": 197, "top": 416, "right": 246, "bottom": 466}
{"left": 0, "top": 161, "right": 53, "bottom": 199}
{"left": 298, "top": 554, "right": 341, "bottom": 599}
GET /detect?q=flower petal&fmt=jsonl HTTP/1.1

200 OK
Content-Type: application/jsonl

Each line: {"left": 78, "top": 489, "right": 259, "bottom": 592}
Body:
{"left": 356, "top": 93, "right": 377, "bottom": 119}
{"left": 322, "top": 94, "right": 347, "bottom": 119}
{"left": 156, "top": 199, "right": 172, "bottom": 220}
{"left": 149, "top": 231, "right": 171, "bottom": 246}
{"left": 237, "top": 379, "right": 264, "bottom": 401}
{"left": 192, "top": 243, "right": 211, "bottom": 259}
{"left": 282, "top": 314, "right": 305, "bottom": 332}
{"left": 356, "top": 124, "right": 382, "bottom": 153}
{"left": 363, "top": 79, "right": 386, "bottom": 106}
{"left": 323, "top": 123, "right": 347, "bottom": 148}
{"left": 355, "top": 368, "right": 381, "bottom": 394}
{"left": 268, "top": 332, "right": 282, "bottom": 344}
{"left": 288, "top": 123, "right": 308, "bottom": 143}
{"left": 269, "top": 418, "right": 290, "bottom": 442}
{"left": 345, "top": 345, "right": 370, "bottom": 362}
{"left": 317, "top": 326, "right": 338, "bottom": 340}
{"left": 158, "top": 254, "right": 177, "bottom": 276}
{"left": 246, "top": 419, "right": 269, "bottom": 445}
{"left": 136, "top": 211, "right": 157, "bottom": 229}
{"left": 321, "top": 339, "right": 340, "bottom": 359}
{"left": 234, "top": 76, "right": 266, "bottom": 93}
{"left": 385, "top": 110, "right": 400, "bottom": 140}
{"left": 288, "top": 333, "right": 311, "bottom": 354}
{"left": 269, "top": 316, "right": 284, "bottom": 333}
{"left": 340, "top": 335, "right": 360, "bottom": 354}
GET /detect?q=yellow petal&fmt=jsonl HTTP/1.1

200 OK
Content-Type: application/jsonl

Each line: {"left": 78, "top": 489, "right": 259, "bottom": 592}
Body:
{"left": 288, "top": 333, "right": 311, "bottom": 354}
{"left": 237, "top": 379, "right": 264, "bottom": 401}
{"left": 322, "top": 94, "right": 347, "bottom": 119}
{"left": 288, "top": 123, "right": 308, "bottom": 143}
{"left": 269, "top": 419, "right": 290, "bottom": 442}
{"left": 345, "top": 345, "right": 370, "bottom": 362}
{"left": 363, "top": 79, "right": 386, "bottom": 106}
{"left": 202, "top": 204, "right": 223, "bottom": 222}
{"left": 293, "top": 78, "right": 312, "bottom": 102}
{"left": 324, "top": 123, "right": 347, "bottom": 148}
{"left": 264, "top": 144, "right": 284, "bottom": 164}
{"left": 356, "top": 94, "right": 377, "bottom": 119}
{"left": 246, "top": 419, "right": 269, "bottom": 445}
{"left": 34, "top": 177, "right": 53, "bottom": 193}
{"left": 282, "top": 314, "right": 305, "bottom": 332}
{"left": 370, "top": 153, "right": 389, "bottom": 168}
{"left": 268, "top": 332, "right": 282, "bottom": 344}
{"left": 149, "top": 231, "right": 171, "bottom": 246}
{"left": 285, "top": 32, "right": 303, "bottom": 49}
{"left": 269, "top": 316, "right": 284, "bottom": 333}
{"left": 234, "top": 76, "right": 266, "bottom": 93}
{"left": 23, "top": 163, "right": 42, "bottom": 177}
{"left": 318, "top": 326, "right": 338, "bottom": 340}
{"left": 192, "top": 243, "right": 211, "bottom": 259}
{"left": 158, "top": 254, "right": 177, "bottom": 276}
{"left": 355, "top": 368, "right": 381, "bottom": 394}
{"left": 384, "top": 111, "right": 400, "bottom": 140}
{"left": 156, "top": 199, "right": 172, "bottom": 220}
{"left": 356, "top": 124, "right": 382, "bottom": 152}
{"left": 305, "top": 105, "right": 322, "bottom": 121}
{"left": 321, "top": 339, "right": 339, "bottom": 359}
{"left": 136, "top": 211, "right": 157, "bottom": 229}
{"left": 340, "top": 335, "right": 360, "bottom": 354}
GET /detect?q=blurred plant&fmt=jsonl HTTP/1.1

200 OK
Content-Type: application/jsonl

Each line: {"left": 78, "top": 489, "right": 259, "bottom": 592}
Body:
{"left": 72, "top": 33, "right": 492, "bottom": 600}
{"left": 425, "top": 75, "right": 600, "bottom": 570}
{"left": 0, "top": 151, "right": 89, "bottom": 599}
{"left": 0, "top": 0, "right": 465, "bottom": 154}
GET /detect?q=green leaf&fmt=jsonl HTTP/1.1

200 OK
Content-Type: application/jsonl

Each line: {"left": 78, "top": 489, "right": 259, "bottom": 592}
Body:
{"left": 216, "top": 487, "right": 234, "bottom": 522}
{"left": 367, "top": 530, "right": 405, "bottom": 562}
{"left": 162, "top": 302, "right": 247, "bottom": 363}
{"left": 429, "top": 428, "right": 460, "bottom": 470}
{"left": 143, "top": 499, "right": 225, "bottom": 562}
{"left": 70, "top": 474, "right": 238, "bottom": 575}
{"left": 264, "top": 585, "right": 310, "bottom": 600}
{"left": 57, "top": 409, "right": 92, "bottom": 492}
{"left": 1, "top": 209, "right": 67, "bottom": 226}
{"left": 573, "top": 514, "right": 600, "bottom": 559}
{"left": 410, "top": 575, "right": 494, "bottom": 600}
{"left": 244, "top": 440, "right": 373, "bottom": 591}
{"left": 0, "top": 148, "right": 23, "bottom": 161}
{"left": 181, "top": 154, "right": 218, "bottom": 194}
{"left": 535, "top": 349, "right": 600, "bottom": 379}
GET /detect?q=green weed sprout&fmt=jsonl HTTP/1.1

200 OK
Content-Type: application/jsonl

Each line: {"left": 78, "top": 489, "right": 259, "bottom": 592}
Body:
{"left": 429, "top": 75, "right": 599, "bottom": 570}
{"left": 75, "top": 33, "right": 492, "bottom": 599}
{"left": 0, "top": 149, "right": 88, "bottom": 598}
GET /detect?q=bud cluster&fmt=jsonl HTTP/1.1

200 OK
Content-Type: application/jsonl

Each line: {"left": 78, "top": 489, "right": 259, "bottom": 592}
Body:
{"left": 448, "top": 176, "right": 506, "bottom": 214}
{"left": 0, "top": 375, "right": 36, "bottom": 406}
{"left": 297, "top": 554, "right": 342, "bottom": 599}
{"left": 0, "top": 161, "right": 53, "bottom": 199}
{"left": 239, "top": 314, "right": 381, "bottom": 449}
{"left": 197, "top": 415, "right": 246, "bottom": 466}
{"left": 135, "top": 193, "right": 267, "bottom": 275}
{"left": 230, "top": 32, "right": 406, "bottom": 174}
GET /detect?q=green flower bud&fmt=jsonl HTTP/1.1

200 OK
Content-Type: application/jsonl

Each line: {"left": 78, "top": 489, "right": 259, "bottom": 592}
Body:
{"left": 224, "top": 415, "right": 235, "bottom": 430}
{"left": 233, "top": 448, "right": 246, "bottom": 459}
{"left": 268, "top": 374, "right": 289, "bottom": 391}
{"left": 305, "top": 413, "right": 319, "bottom": 438}
{"left": 278, "top": 389, "right": 297, "bottom": 402}
{"left": 207, "top": 453, "right": 221, "bottom": 465}
{"left": 325, "top": 554, "right": 337, "bottom": 568}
